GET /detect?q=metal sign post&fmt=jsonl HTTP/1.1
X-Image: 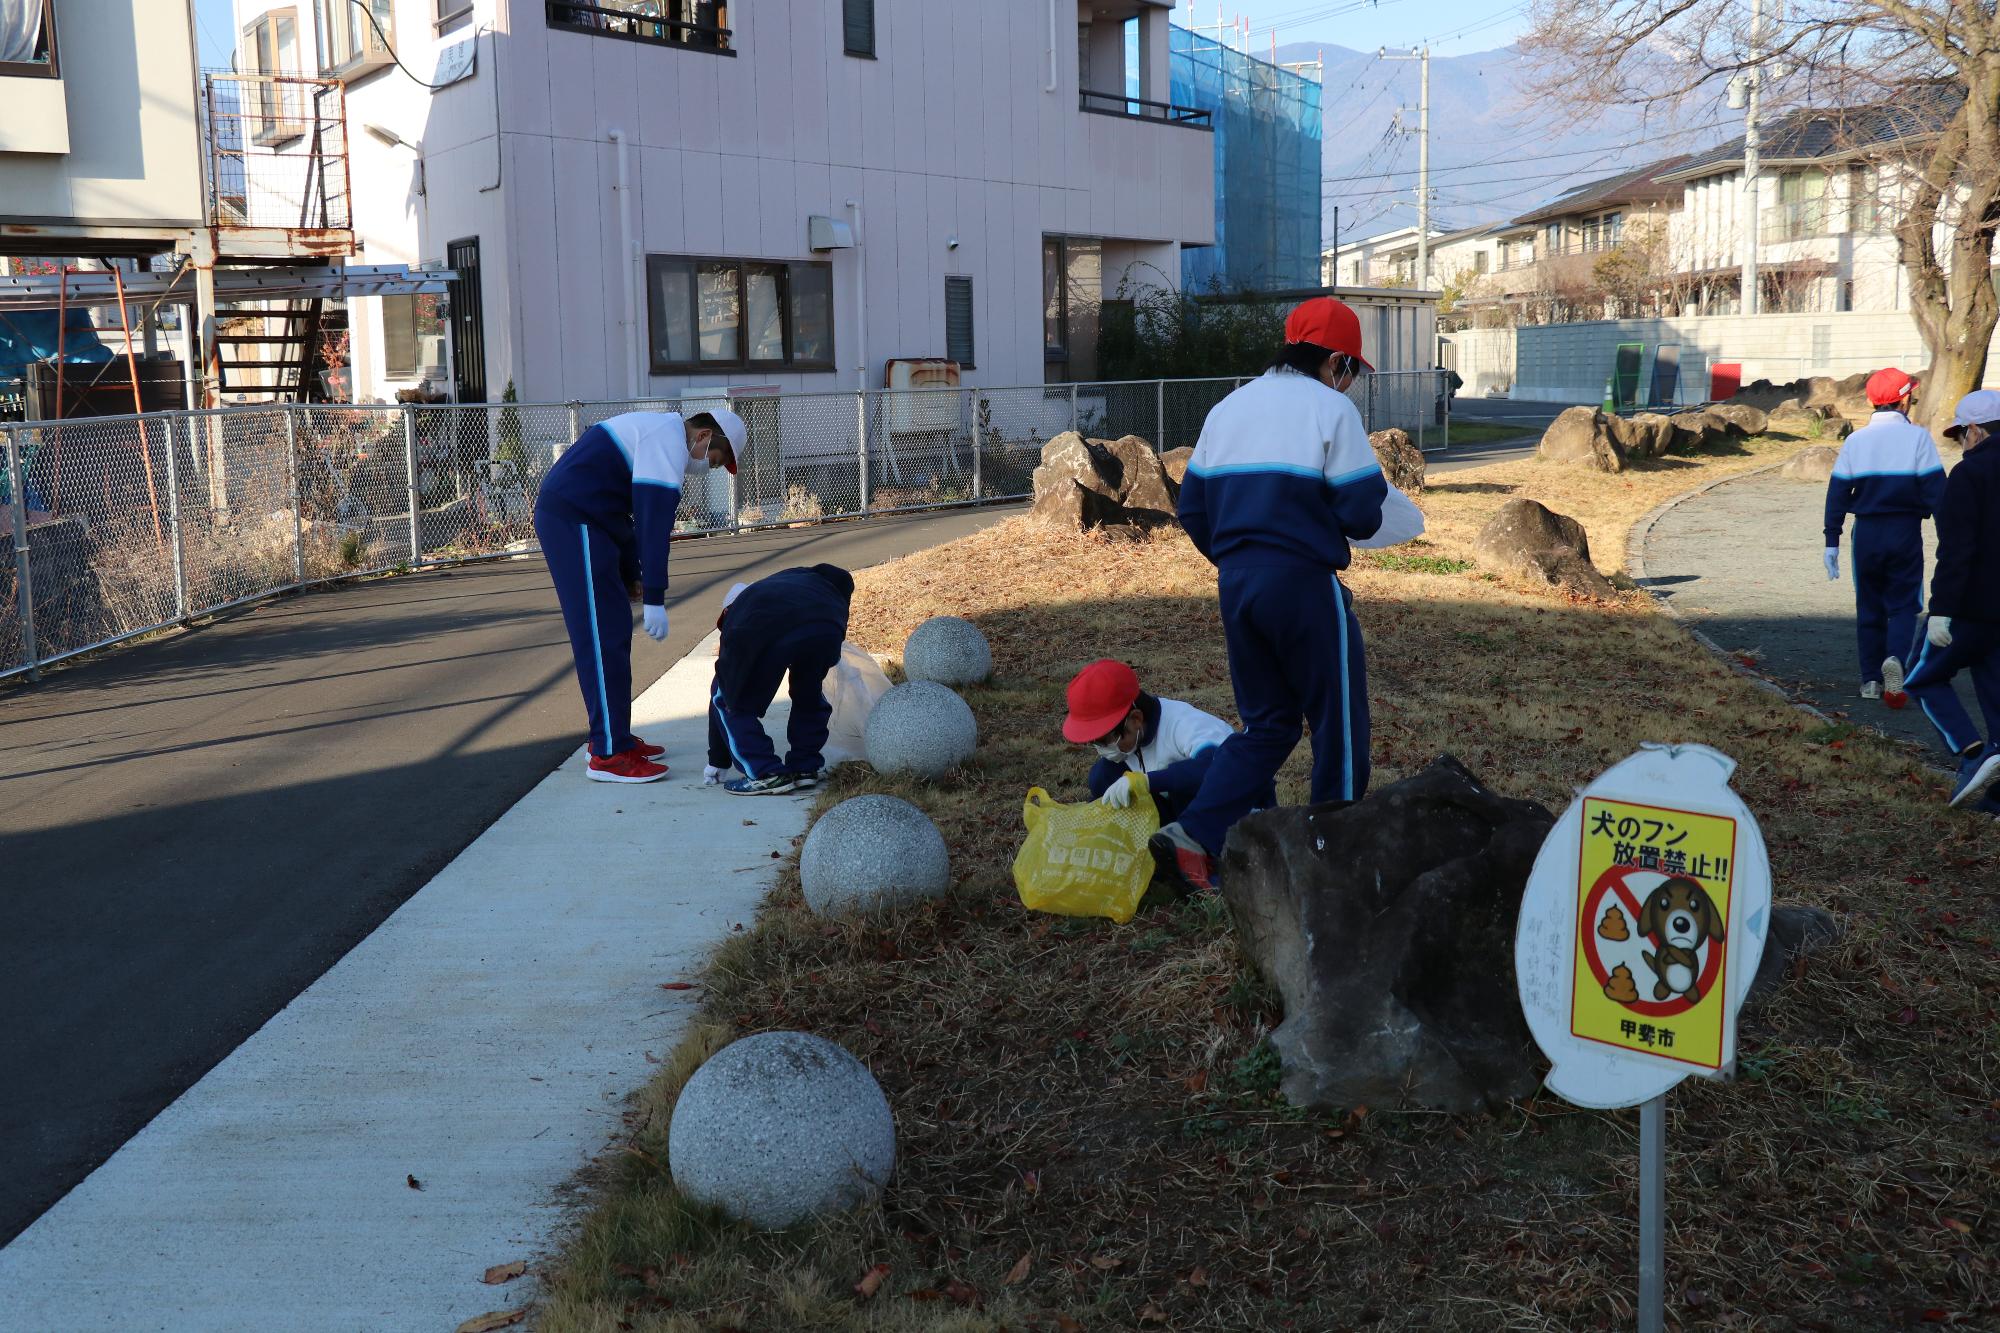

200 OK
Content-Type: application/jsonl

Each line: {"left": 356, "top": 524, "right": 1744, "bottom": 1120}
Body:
{"left": 1515, "top": 744, "right": 1772, "bottom": 1333}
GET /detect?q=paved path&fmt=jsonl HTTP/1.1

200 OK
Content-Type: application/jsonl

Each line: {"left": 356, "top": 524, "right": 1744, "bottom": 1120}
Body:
{"left": 0, "top": 507, "right": 1009, "bottom": 1245}
{"left": 1641, "top": 468, "right": 1976, "bottom": 754}
{"left": 0, "top": 633, "right": 807, "bottom": 1330}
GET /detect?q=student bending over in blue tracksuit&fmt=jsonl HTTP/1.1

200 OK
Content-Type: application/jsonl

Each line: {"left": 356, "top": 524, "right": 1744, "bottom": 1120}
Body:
{"left": 533, "top": 408, "right": 743, "bottom": 784}
{"left": 705, "top": 564, "right": 855, "bottom": 796}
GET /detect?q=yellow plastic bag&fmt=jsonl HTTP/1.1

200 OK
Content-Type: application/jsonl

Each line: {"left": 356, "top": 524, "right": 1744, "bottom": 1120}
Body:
{"left": 1012, "top": 773, "right": 1160, "bottom": 924}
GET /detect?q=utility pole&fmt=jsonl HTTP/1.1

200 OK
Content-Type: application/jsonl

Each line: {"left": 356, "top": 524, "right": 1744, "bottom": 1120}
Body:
{"left": 1735, "top": 0, "right": 1764, "bottom": 315}
{"left": 1382, "top": 46, "right": 1432, "bottom": 287}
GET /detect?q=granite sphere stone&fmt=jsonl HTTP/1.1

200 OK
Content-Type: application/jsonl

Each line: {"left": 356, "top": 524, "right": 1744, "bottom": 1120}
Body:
{"left": 668, "top": 1031, "right": 896, "bottom": 1230}
{"left": 801, "top": 795, "right": 950, "bottom": 917}
{"left": 902, "top": 615, "right": 993, "bottom": 686}
{"left": 864, "top": 681, "right": 977, "bottom": 779}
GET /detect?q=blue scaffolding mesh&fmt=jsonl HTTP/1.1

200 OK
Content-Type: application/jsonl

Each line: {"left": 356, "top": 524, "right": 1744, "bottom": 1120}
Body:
{"left": 1171, "top": 27, "right": 1323, "bottom": 293}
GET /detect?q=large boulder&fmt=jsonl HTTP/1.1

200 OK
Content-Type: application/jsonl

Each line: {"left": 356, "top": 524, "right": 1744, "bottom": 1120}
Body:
{"left": 1706, "top": 402, "right": 1769, "bottom": 437}
{"left": 1617, "top": 412, "right": 1677, "bottom": 460}
{"left": 1475, "top": 498, "right": 1617, "bottom": 600}
{"left": 1537, "top": 407, "right": 1626, "bottom": 473}
{"left": 902, "top": 615, "right": 992, "bottom": 686}
{"left": 1369, "top": 428, "right": 1426, "bottom": 494}
{"left": 1781, "top": 445, "right": 1841, "bottom": 482}
{"left": 669, "top": 1032, "right": 896, "bottom": 1229}
{"left": 1217, "top": 755, "right": 1556, "bottom": 1114}
{"left": 864, "top": 680, "right": 978, "bottom": 779}
{"left": 1667, "top": 410, "right": 1733, "bottom": 453}
{"left": 801, "top": 795, "right": 950, "bottom": 918}
{"left": 1162, "top": 446, "right": 1194, "bottom": 485}
{"left": 1030, "top": 432, "right": 1177, "bottom": 530}
{"left": 1744, "top": 905, "right": 1844, "bottom": 1010}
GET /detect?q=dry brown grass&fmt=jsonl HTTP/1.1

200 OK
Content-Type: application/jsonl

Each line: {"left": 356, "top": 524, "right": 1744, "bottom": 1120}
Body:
{"left": 540, "top": 441, "right": 1999, "bottom": 1332}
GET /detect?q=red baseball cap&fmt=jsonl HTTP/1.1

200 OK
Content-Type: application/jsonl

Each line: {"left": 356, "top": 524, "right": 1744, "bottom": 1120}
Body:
{"left": 1284, "top": 297, "right": 1373, "bottom": 371}
{"left": 1865, "top": 368, "right": 1916, "bottom": 407}
{"left": 1063, "top": 659, "right": 1140, "bottom": 743}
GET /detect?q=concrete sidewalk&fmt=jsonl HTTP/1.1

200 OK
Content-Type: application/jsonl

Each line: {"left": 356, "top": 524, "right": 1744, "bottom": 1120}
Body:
{"left": 0, "top": 633, "right": 807, "bottom": 1330}
{"left": 1640, "top": 466, "right": 1980, "bottom": 756}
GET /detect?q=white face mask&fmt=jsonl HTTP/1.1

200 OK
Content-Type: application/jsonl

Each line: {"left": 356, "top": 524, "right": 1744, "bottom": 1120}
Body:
{"left": 685, "top": 449, "right": 710, "bottom": 476}
{"left": 1095, "top": 741, "right": 1130, "bottom": 762}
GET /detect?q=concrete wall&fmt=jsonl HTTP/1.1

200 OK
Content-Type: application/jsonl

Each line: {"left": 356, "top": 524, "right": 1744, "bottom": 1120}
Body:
{"left": 0, "top": 0, "right": 205, "bottom": 228}
{"left": 1509, "top": 310, "right": 2000, "bottom": 406}
{"left": 1440, "top": 326, "right": 1516, "bottom": 398}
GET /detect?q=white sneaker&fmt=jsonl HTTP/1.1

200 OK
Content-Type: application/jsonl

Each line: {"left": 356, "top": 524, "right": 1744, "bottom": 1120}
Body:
{"left": 1860, "top": 681, "right": 1882, "bottom": 700}
{"left": 1882, "top": 657, "right": 1908, "bottom": 708}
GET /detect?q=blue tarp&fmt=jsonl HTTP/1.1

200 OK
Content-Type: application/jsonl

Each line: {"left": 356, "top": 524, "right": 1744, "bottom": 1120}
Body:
{"left": 1171, "top": 28, "right": 1323, "bottom": 294}
{"left": 0, "top": 308, "right": 112, "bottom": 382}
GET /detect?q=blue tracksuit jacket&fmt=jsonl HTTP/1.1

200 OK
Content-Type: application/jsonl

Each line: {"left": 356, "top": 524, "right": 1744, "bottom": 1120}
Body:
{"left": 1171, "top": 369, "right": 1387, "bottom": 854}
{"left": 1906, "top": 435, "right": 2000, "bottom": 759}
{"left": 1825, "top": 410, "right": 1946, "bottom": 681}
{"left": 708, "top": 565, "right": 855, "bottom": 779}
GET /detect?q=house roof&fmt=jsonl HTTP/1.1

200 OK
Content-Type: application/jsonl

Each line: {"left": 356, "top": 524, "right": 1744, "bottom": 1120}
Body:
{"left": 1508, "top": 156, "right": 1692, "bottom": 228}
{"left": 1658, "top": 89, "right": 1961, "bottom": 182}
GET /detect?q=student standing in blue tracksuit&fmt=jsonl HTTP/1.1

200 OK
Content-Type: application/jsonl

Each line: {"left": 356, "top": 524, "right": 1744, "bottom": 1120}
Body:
{"left": 1905, "top": 389, "right": 2000, "bottom": 814}
{"left": 1150, "top": 297, "right": 1389, "bottom": 893}
{"left": 1823, "top": 368, "right": 1946, "bottom": 707}
{"left": 703, "top": 564, "right": 854, "bottom": 796}
{"left": 1059, "top": 659, "right": 1271, "bottom": 825}
{"left": 532, "top": 408, "right": 744, "bottom": 784}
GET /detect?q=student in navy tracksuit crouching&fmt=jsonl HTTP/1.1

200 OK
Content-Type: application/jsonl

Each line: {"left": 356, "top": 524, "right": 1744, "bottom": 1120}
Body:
{"left": 705, "top": 564, "right": 854, "bottom": 796}
{"left": 1823, "top": 368, "right": 1946, "bottom": 706}
{"left": 533, "top": 408, "right": 743, "bottom": 784}
{"left": 1905, "top": 389, "right": 2000, "bottom": 814}
{"left": 1150, "top": 297, "right": 1394, "bottom": 893}
{"left": 1061, "top": 659, "right": 1272, "bottom": 826}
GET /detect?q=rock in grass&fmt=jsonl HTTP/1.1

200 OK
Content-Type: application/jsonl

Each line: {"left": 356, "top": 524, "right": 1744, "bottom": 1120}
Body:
{"left": 902, "top": 615, "right": 992, "bottom": 686}
{"left": 1743, "top": 905, "right": 1843, "bottom": 1009}
{"left": 669, "top": 1032, "right": 896, "bottom": 1229}
{"left": 1474, "top": 498, "right": 1616, "bottom": 600}
{"left": 865, "top": 680, "right": 977, "bottom": 779}
{"left": 801, "top": 794, "right": 950, "bottom": 918}
{"left": 1781, "top": 445, "right": 1840, "bottom": 482}
{"left": 1216, "top": 754, "right": 1555, "bottom": 1113}
{"left": 1536, "top": 407, "right": 1625, "bottom": 473}
{"left": 1369, "top": 428, "right": 1426, "bottom": 494}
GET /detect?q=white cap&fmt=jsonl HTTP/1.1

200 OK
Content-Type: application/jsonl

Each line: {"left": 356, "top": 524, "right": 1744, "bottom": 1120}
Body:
{"left": 709, "top": 407, "right": 747, "bottom": 472}
{"left": 1946, "top": 389, "right": 2000, "bottom": 439}
{"left": 722, "top": 582, "right": 749, "bottom": 610}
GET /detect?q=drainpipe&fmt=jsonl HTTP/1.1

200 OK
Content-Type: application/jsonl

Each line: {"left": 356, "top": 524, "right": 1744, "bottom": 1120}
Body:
{"left": 847, "top": 198, "right": 868, "bottom": 392}
{"left": 610, "top": 128, "right": 640, "bottom": 399}
{"left": 1046, "top": 0, "right": 1058, "bottom": 92}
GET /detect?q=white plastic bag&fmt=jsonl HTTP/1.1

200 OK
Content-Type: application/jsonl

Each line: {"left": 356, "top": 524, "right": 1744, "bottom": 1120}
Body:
{"left": 1352, "top": 484, "right": 1426, "bottom": 549}
{"left": 821, "top": 641, "right": 893, "bottom": 767}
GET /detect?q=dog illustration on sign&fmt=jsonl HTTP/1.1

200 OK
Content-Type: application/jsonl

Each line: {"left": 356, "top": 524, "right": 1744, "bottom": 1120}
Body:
{"left": 1637, "top": 876, "right": 1725, "bottom": 1003}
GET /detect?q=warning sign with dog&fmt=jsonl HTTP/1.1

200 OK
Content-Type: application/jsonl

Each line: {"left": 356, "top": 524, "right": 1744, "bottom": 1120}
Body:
{"left": 1570, "top": 798, "right": 1737, "bottom": 1071}
{"left": 1514, "top": 743, "right": 1771, "bottom": 1110}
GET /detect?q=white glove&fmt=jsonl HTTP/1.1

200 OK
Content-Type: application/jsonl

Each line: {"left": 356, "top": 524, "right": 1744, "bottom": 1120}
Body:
{"left": 703, "top": 765, "right": 724, "bottom": 786}
{"left": 1823, "top": 548, "right": 1839, "bottom": 581}
{"left": 1098, "top": 773, "right": 1135, "bottom": 809}
{"left": 642, "top": 604, "right": 668, "bottom": 641}
{"left": 1928, "top": 616, "right": 1953, "bottom": 649}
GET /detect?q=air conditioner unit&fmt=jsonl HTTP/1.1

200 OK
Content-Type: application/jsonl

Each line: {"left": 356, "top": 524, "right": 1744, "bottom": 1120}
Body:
{"left": 808, "top": 215, "right": 855, "bottom": 251}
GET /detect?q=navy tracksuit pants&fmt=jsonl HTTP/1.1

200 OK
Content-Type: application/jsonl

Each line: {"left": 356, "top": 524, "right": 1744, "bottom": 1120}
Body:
{"left": 1177, "top": 567, "right": 1369, "bottom": 855}
{"left": 707, "top": 623, "right": 844, "bottom": 779}
{"left": 1851, "top": 515, "right": 1925, "bottom": 684}
{"left": 1905, "top": 618, "right": 2000, "bottom": 759}
{"left": 534, "top": 505, "right": 638, "bottom": 759}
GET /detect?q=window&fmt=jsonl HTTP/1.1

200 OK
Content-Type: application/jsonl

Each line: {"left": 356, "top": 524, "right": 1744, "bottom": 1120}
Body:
{"left": 0, "top": 0, "right": 57, "bottom": 78}
{"left": 1847, "top": 163, "right": 1882, "bottom": 234}
{"left": 436, "top": 0, "right": 474, "bottom": 36}
{"left": 843, "top": 0, "right": 874, "bottom": 57}
{"left": 315, "top": 0, "right": 394, "bottom": 79}
{"left": 945, "top": 276, "right": 974, "bottom": 368}
{"left": 546, "top": 1, "right": 733, "bottom": 54}
{"left": 244, "top": 9, "right": 302, "bottom": 145}
{"left": 1771, "top": 170, "right": 1830, "bottom": 241}
{"left": 1472, "top": 251, "right": 1490, "bottom": 275}
{"left": 1042, "top": 235, "right": 1100, "bottom": 382}
{"left": 646, "top": 255, "right": 835, "bottom": 373}
{"left": 381, "top": 293, "right": 446, "bottom": 380}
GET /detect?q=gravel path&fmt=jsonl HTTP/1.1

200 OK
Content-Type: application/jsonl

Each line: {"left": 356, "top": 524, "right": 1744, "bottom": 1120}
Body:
{"left": 1641, "top": 466, "right": 1979, "bottom": 756}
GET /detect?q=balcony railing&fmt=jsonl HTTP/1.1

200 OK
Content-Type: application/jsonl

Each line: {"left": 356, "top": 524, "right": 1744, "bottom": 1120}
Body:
{"left": 1078, "top": 89, "right": 1213, "bottom": 129}
{"left": 201, "top": 72, "right": 351, "bottom": 232}
{"left": 546, "top": 1, "right": 732, "bottom": 54}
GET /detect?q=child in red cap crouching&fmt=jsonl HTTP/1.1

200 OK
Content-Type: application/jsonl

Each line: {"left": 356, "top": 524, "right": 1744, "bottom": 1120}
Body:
{"left": 1062, "top": 659, "right": 1273, "bottom": 835}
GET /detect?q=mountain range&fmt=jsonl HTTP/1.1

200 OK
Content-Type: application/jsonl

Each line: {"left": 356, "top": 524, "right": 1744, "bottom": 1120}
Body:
{"left": 1281, "top": 42, "right": 1730, "bottom": 247}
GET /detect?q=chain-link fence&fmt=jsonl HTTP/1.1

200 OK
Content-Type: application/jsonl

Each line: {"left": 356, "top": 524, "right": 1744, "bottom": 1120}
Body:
{"left": 1, "top": 371, "right": 1450, "bottom": 681}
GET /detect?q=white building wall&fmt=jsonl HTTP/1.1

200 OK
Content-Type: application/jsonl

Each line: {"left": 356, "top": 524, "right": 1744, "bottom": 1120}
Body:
{"left": 0, "top": 0, "right": 205, "bottom": 229}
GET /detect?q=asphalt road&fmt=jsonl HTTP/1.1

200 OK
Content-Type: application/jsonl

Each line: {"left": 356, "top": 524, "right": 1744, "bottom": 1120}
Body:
{"left": 0, "top": 507, "right": 1009, "bottom": 1246}
{"left": 1451, "top": 396, "right": 1578, "bottom": 429}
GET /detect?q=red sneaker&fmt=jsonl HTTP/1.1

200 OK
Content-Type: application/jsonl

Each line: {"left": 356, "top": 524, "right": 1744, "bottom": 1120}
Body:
{"left": 1882, "top": 657, "right": 1908, "bottom": 710}
{"left": 625, "top": 736, "right": 666, "bottom": 759}
{"left": 587, "top": 750, "right": 669, "bottom": 783}
{"left": 1149, "top": 822, "right": 1217, "bottom": 894}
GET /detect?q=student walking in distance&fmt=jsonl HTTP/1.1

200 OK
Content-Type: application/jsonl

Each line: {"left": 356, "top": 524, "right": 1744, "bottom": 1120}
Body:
{"left": 1150, "top": 297, "right": 1390, "bottom": 892}
{"left": 533, "top": 408, "right": 743, "bottom": 783}
{"left": 1823, "top": 368, "right": 1946, "bottom": 708}
{"left": 1904, "top": 389, "right": 2000, "bottom": 814}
